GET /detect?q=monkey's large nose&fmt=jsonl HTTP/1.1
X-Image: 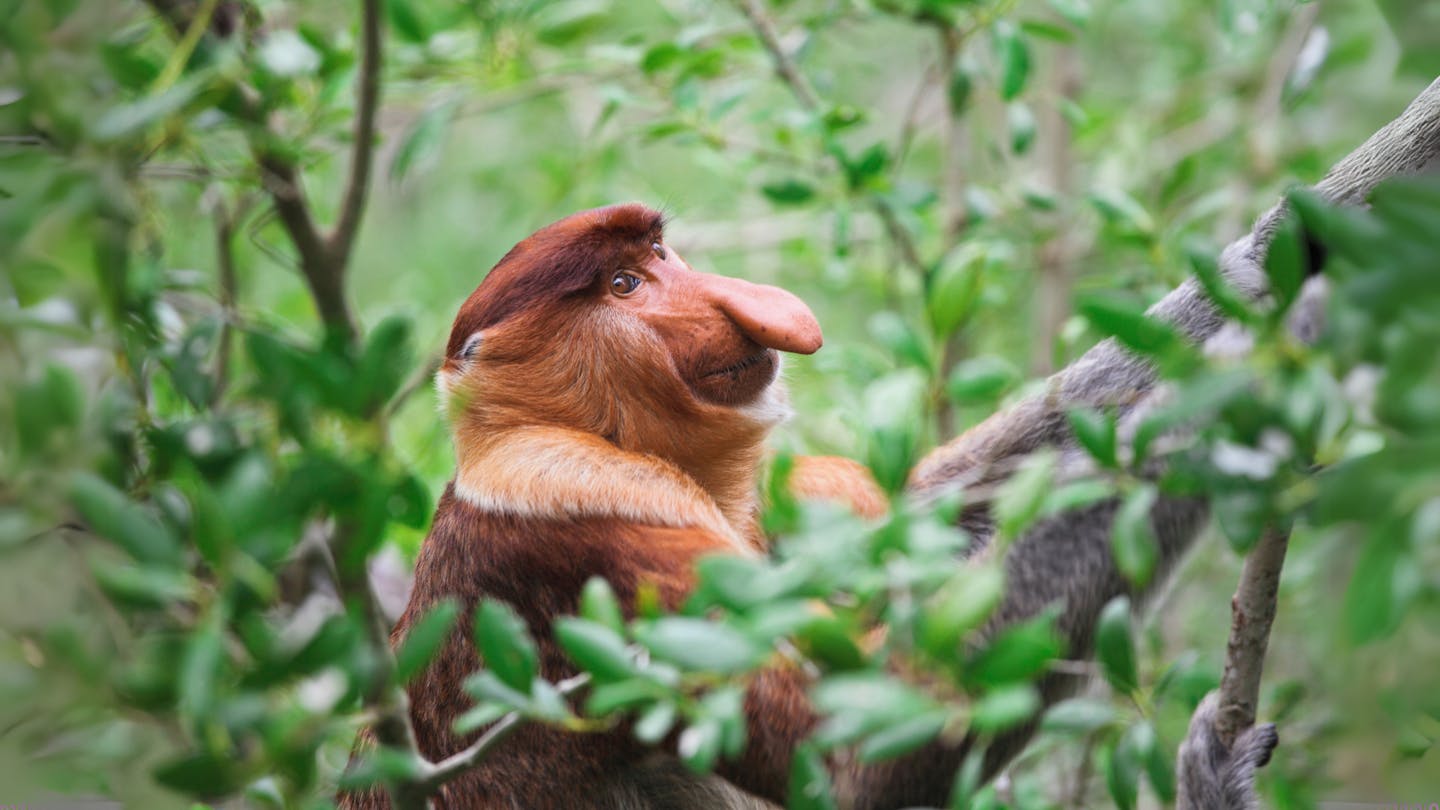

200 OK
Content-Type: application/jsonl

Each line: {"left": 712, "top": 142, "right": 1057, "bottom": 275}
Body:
{"left": 702, "top": 274, "right": 823, "bottom": 355}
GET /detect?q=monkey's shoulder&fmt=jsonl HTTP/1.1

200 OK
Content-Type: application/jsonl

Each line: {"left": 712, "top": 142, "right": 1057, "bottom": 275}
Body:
{"left": 412, "top": 483, "right": 736, "bottom": 616}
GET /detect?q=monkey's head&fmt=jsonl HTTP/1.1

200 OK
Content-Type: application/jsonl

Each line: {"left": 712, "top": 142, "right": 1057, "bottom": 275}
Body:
{"left": 438, "top": 204, "right": 822, "bottom": 463}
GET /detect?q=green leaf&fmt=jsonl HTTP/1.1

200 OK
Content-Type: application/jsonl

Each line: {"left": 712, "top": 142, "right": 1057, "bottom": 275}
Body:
{"left": 554, "top": 617, "right": 637, "bottom": 682}
{"left": 857, "top": 711, "right": 947, "bottom": 762}
{"left": 1263, "top": 215, "right": 1305, "bottom": 312}
{"left": 178, "top": 606, "right": 225, "bottom": 720}
{"left": 91, "top": 563, "right": 193, "bottom": 609}
{"left": 788, "top": 742, "right": 838, "bottom": 810}
{"left": 641, "top": 42, "right": 684, "bottom": 74}
{"left": 1041, "top": 698, "right": 1119, "bottom": 734}
{"left": 679, "top": 717, "right": 723, "bottom": 772}
{"left": 454, "top": 702, "right": 509, "bottom": 735}
{"left": 529, "top": 678, "right": 574, "bottom": 722}
{"left": 919, "top": 562, "right": 1004, "bottom": 659}
{"left": 13, "top": 363, "right": 84, "bottom": 457}
{"left": 635, "top": 701, "right": 677, "bottom": 744}
{"left": 585, "top": 678, "right": 664, "bottom": 715}
{"left": 1088, "top": 189, "right": 1155, "bottom": 237}
{"left": 970, "top": 685, "right": 1040, "bottom": 733}
{"left": 947, "top": 64, "right": 972, "bottom": 114}
{"left": 358, "top": 315, "right": 414, "bottom": 416}
{"left": 388, "top": 472, "right": 431, "bottom": 530}
{"left": 993, "top": 21, "right": 1031, "bottom": 100}
{"left": 965, "top": 613, "right": 1061, "bottom": 687}
{"left": 71, "top": 473, "right": 181, "bottom": 567}
{"left": 392, "top": 99, "right": 457, "bottom": 181}
{"left": 1133, "top": 720, "right": 1176, "bottom": 802}
{"left": 995, "top": 450, "right": 1057, "bottom": 538}
{"left": 1040, "top": 479, "right": 1116, "bottom": 518}
{"left": 761, "top": 179, "right": 817, "bottom": 206}
{"left": 695, "top": 555, "right": 795, "bottom": 610}
{"left": 927, "top": 246, "right": 987, "bottom": 337}
{"left": 1213, "top": 490, "right": 1268, "bottom": 554}
{"left": 579, "top": 577, "right": 625, "bottom": 633}
{"left": 843, "top": 143, "right": 890, "bottom": 190}
{"left": 1105, "top": 737, "right": 1141, "bottom": 810}
{"left": 533, "top": 0, "right": 608, "bottom": 46}
{"left": 1111, "top": 485, "right": 1158, "bottom": 587}
{"left": 385, "top": 0, "right": 430, "bottom": 43}
{"left": 1047, "top": 0, "right": 1091, "bottom": 26}
{"left": 1344, "top": 524, "right": 1411, "bottom": 645}
{"left": 92, "top": 72, "right": 211, "bottom": 142}
{"left": 463, "top": 670, "right": 532, "bottom": 710}
{"left": 475, "top": 600, "right": 539, "bottom": 692}
{"left": 635, "top": 617, "right": 763, "bottom": 675}
{"left": 1095, "top": 596, "right": 1138, "bottom": 694}
{"left": 1008, "top": 102, "right": 1036, "bottom": 154}
{"left": 394, "top": 598, "right": 460, "bottom": 685}
{"left": 1078, "top": 295, "right": 1179, "bottom": 359}
{"left": 794, "top": 615, "right": 867, "bottom": 671}
{"left": 1186, "top": 246, "right": 1255, "bottom": 323}
{"left": 1067, "top": 407, "right": 1117, "bottom": 468}
{"left": 946, "top": 356, "right": 1019, "bottom": 404}
{"left": 153, "top": 751, "right": 248, "bottom": 798}
{"left": 1021, "top": 19, "right": 1075, "bottom": 42}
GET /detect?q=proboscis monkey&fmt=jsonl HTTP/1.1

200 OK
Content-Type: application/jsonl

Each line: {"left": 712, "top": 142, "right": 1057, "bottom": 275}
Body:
{"left": 337, "top": 203, "right": 1276, "bottom": 810}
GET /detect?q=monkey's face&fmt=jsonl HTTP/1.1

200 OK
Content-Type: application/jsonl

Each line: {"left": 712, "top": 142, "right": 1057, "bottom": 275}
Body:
{"left": 440, "top": 204, "right": 822, "bottom": 453}
{"left": 602, "top": 239, "right": 821, "bottom": 407}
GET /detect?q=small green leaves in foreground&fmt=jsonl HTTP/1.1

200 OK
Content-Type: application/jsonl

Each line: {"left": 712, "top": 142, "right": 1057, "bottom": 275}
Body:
{"left": 71, "top": 473, "right": 182, "bottom": 567}
{"left": 1111, "top": 485, "right": 1159, "bottom": 588}
{"left": 475, "top": 599, "right": 539, "bottom": 693}
{"left": 393, "top": 598, "right": 459, "bottom": 685}
{"left": 1095, "top": 597, "right": 1139, "bottom": 695}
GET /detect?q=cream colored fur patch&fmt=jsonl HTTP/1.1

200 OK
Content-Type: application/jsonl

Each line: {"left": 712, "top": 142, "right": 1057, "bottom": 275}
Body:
{"left": 453, "top": 426, "right": 755, "bottom": 555}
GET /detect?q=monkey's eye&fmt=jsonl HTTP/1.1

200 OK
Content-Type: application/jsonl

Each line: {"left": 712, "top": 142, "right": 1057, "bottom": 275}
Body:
{"left": 651, "top": 241, "right": 666, "bottom": 260}
{"left": 610, "top": 271, "right": 643, "bottom": 297}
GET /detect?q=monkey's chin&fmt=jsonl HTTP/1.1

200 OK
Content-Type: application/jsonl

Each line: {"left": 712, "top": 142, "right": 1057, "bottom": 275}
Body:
{"left": 691, "top": 349, "right": 779, "bottom": 407}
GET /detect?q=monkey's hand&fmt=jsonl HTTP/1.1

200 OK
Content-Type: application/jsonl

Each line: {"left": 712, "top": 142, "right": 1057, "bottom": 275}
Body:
{"left": 1176, "top": 693, "right": 1279, "bottom": 810}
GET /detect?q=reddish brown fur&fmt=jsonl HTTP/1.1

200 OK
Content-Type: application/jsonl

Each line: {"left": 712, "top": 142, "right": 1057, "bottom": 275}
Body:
{"left": 339, "top": 205, "right": 854, "bottom": 809}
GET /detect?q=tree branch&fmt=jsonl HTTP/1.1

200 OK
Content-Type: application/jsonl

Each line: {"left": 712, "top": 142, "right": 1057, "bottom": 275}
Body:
{"left": 934, "top": 24, "right": 968, "bottom": 245}
{"left": 142, "top": 0, "right": 378, "bottom": 345}
{"left": 415, "top": 673, "right": 591, "bottom": 793}
{"left": 253, "top": 152, "right": 339, "bottom": 327}
{"left": 730, "top": 0, "right": 820, "bottom": 111}
{"left": 1214, "top": 527, "right": 1290, "bottom": 748}
{"left": 328, "top": 0, "right": 383, "bottom": 272}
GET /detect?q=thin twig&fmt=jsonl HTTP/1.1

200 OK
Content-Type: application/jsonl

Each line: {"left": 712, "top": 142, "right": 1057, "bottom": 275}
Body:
{"left": 416, "top": 673, "right": 592, "bottom": 792}
{"left": 328, "top": 0, "right": 383, "bottom": 272}
{"left": 934, "top": 24, "right": 968, "bottom": 245}
{"left": 1029, "top": 44, "right": 1082, "bottom": 377}
{"left": 323, "top": 522, "right": 428, "bottom": 810}
{"left": 869, "top": 197, "right": 928, "bottom": 277}
{"left": 893, "top": 60, "right": 940, "bottom": 172}
{"left": 1213, "top": 527, "right": 1289, "bottom": 748}
{"left": 730, "top": 0, "right": 820, "bottom": 111}
{"left": 385, "top": 352, "right": 442, "bottom": 420}
{"left": 211, "top": 197, "right": 240, "bottom": 402}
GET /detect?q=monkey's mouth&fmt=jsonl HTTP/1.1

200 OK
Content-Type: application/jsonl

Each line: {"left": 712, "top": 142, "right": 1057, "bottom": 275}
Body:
{"left": 692, "top": 348, "right": 778, "bottom": 406}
